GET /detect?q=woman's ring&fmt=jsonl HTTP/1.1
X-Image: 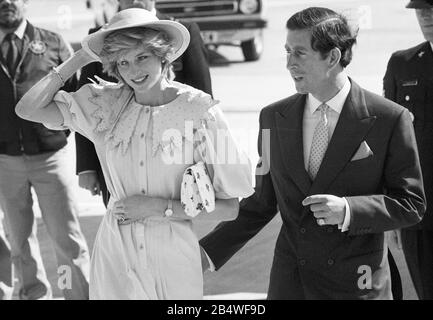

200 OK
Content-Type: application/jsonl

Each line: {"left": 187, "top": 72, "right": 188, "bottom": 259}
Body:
{"left": 117, "top": 215, "right": 126, "bottom": 224}
{"left": 317, "top": 218, "right": 325, "bottom": 226}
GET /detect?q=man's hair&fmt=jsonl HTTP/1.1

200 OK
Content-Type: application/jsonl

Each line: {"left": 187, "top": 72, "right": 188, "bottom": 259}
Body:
{"left": 100, "top": 27, "right": 175, "bottom": 83}
{"left": 286, "top": 7, "right": 358, "bottom": 68}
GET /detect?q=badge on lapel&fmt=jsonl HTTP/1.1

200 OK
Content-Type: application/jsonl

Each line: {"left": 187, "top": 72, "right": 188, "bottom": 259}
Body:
{"left": 418, "top": 51, "right": 425, "bottom": 58}
{"left": 29, "top": 40, "right": 47, "bottom": 55}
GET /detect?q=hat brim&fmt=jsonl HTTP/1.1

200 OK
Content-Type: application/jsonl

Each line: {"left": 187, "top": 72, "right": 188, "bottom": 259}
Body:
{"left": 406, "top": 2, "right": 433, "bottom": 8}
{"left": 82, "top": 20, "right": 190, "bottom": 63}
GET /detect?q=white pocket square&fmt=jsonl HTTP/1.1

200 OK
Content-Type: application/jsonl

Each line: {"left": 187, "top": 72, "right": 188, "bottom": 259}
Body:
{"left": 351, "top": 141, "right": 373, "bottom": 161}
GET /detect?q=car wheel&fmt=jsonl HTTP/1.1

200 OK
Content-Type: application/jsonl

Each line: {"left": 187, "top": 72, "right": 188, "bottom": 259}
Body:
{"left": 241, "top": 32, "right": 264, "bottom": 62}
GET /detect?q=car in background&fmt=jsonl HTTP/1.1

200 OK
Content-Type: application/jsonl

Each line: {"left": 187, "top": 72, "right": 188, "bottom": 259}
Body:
{"left": 157, "top": 0, "right": 267, "bottom": 61}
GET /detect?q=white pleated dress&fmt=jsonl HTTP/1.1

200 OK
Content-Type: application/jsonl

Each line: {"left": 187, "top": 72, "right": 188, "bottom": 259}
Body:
{"left": 48, "top": 81, "right": 254, "bottom": 300}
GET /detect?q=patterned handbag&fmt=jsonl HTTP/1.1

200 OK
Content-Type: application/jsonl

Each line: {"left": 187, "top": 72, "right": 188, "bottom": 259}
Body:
{"left": 181, "top": 161, "right": 215, "bottom": 217}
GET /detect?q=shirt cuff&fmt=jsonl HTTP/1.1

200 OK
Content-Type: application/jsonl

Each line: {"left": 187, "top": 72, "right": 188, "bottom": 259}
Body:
{"left": 338, "top": 197, "right": 351, "bottom": 232}
{"left": 203, "top": 248, "right": 216, "bottom": 272}
{"left": 78, "top": 170, "right": 97, "bottom": 175}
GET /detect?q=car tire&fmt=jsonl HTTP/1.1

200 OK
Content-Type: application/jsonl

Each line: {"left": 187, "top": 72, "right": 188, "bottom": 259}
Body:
{"left": 241, "top": 32, "right": 264, "bottom": 62}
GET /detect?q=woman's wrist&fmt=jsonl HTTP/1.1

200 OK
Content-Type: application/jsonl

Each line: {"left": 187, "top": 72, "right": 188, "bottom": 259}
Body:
{"left": 56, "top": 49, "right": 97, "bottom": 82}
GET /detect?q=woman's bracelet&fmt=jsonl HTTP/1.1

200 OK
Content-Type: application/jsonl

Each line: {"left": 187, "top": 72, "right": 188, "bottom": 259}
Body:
{"left": 51, "top": 66, "right": 65, "bottom": 87}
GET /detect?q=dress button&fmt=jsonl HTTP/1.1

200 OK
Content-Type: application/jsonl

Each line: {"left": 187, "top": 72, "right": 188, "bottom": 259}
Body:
{"left": 327, "top": 259, "right": 334, "bottom": 266}
{"left": 140, "top": 133, "right": 145, "bottom": 138}
{"left": 140, "top": 161, "right": 144, "bottom": 166}
{"left": 145, "top": 108, "right": 150, "bottom": 113}
{"left": 299, "top": 259, "right": 306, "bottom": 266}
{"left": 140, "top": 244, "right": 144, "bottom": 250}
{"left": 405, "top": 95, "right": 410, "bottom": 101}
{"left": 141, "top": 189, "right": 146, "bottom": 194}
{"left": 300, "top": 228, "right": 306, "bottom": 234}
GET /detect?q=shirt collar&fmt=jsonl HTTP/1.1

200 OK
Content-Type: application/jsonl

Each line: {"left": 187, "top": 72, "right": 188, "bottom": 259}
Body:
{"left": 430, "top": 42, "right": 433, "bottom": 52}
{"left": 306, "top": 77, "right": 351, "bottom": 115}
{"left": 0, "top": 19, "right": 27, "bottom": 43}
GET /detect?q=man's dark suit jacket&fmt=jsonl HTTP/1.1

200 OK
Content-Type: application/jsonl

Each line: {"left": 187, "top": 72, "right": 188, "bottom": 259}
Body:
{"left": 200, "top": 79, "right": 426, "bottom": 299}
{"left": 384, "top": 41, "right": 433, "bottom": 230}
{"left": 75, "top": 16, "right": 212, "bottom": 206}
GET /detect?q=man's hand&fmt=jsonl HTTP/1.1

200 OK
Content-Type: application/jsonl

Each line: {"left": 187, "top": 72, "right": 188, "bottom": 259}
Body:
{"left": 200, "top": 246, "right": 210, "bottom": 273}
{"left": 78, "top": 172, "right": 100, "bottom": 196}
{"left": 302, "top": 194, "right": 346, "bottom": 226}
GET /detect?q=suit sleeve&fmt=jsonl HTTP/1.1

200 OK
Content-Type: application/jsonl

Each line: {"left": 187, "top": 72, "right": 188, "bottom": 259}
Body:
{"left": 75, "top": 132, "right": 100, "bottom": 175}
{"left": 346, "top": 108, "right": 426, "bottom": 235}
{"left": 199, "top": 110, "right": 278, "bottom": 270}
{"left": 383, "top": 53, "right": 397, "bottom": 101}
{"left": 181, "top": 22, "right": 213, "bottom": 96}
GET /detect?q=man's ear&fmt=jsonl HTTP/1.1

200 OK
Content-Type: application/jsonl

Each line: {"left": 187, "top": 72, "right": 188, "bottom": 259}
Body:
{"left": 328, "top": 47, "right": 342, "bottom": 70}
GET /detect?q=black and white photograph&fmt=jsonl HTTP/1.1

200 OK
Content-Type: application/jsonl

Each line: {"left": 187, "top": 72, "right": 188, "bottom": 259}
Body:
{"left": 0, "top": 0, "right": 432, "bottom": 307}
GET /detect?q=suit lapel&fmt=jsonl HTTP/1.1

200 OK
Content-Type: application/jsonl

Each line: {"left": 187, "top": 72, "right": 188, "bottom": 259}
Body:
{"left": 275, "top": 94, "right": 312, "bottom": 195}
{"left": 309, "top": 79, "right": 376, "bottom": 195}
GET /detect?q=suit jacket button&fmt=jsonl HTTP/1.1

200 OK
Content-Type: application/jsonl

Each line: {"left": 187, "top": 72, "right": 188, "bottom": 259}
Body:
{"left": 327, "top": 227, "right": 333, "bottom": 233}
{"left": 327, "top": 259, "right": 334, "bottom": 266}
{"left": 299, "top": 259, "right": 306, "bottom": 266}
{"left": 300, "top": 228, "right": 306, "bottom": 234}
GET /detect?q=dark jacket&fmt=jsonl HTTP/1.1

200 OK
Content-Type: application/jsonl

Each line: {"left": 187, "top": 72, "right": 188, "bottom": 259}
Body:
{"left": 75, "top": 17, "right": 212, "bottom": 204}
{"left": 201, "top": 79, "right": 425, "bottom": 299}
{"left": 384, "top": 41, "right": 433, "bottom": 230}
{"left": 0, "top": 22, "right": 76, "bottom": 155}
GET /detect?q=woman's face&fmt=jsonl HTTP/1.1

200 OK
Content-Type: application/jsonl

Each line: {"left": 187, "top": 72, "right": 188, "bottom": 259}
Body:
{"left": 116, "top": 44, "right": 164, "bottom": 92}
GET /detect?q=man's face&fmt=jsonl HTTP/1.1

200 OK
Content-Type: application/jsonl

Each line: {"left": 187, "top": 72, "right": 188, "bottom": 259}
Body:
{"left": 0, "top": 0, "right": 28, "bottom": 29}
{"left": 416, "top": 8, "right": 433, "bottom": 42}
{"left": 285, "top": 28, "right": 330, "bottom": 99}
{"left": 118, "top": 0, "right": 154, "bottom": 11}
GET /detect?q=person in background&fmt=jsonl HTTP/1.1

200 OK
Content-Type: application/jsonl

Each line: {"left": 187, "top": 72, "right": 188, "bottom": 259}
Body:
{"left": 76, "top": 0, "right": 212, "bottom": 206}
{"left": 0, "top": 0, "right": 90, "bottom": 299}
{"left": 383, "top": 0, "right": 433, "bottom": 300}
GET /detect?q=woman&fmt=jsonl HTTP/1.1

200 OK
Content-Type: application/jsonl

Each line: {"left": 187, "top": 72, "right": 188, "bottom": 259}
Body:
{"left": 16, "top": 9, "right": 254, "bottom": 299}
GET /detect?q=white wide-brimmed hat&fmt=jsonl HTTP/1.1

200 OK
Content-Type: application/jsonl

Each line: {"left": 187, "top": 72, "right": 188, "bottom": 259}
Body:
{"left": 82, "top": 8, "right": 190, "bottom": 62}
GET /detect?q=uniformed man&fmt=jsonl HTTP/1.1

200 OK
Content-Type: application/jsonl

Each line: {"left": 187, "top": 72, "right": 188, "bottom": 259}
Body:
{"left": 383, "top": 0, "right": 433, "bottom": 300}
{"left": 0, "top": 0, "right": 90, "bottom": 299}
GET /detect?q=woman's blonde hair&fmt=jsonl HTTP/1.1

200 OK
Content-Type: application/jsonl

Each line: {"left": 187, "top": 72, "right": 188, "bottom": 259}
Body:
{"left": 100, "top": 27, "right": 175, "bottom": 83}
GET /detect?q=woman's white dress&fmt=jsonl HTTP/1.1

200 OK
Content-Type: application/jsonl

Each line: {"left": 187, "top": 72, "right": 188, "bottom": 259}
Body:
{"left": 48, "top": 81, "right": 254, "bottom": 299}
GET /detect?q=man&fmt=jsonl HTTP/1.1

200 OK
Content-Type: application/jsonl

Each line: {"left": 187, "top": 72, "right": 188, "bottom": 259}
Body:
{"left": 383, "top": 0, "right": 433, "bottom": 300}
{"left": 200, "top": 7, "right": 426, "bottom": 299}
{"left": 0, "top": 0, "right": 90, "bottom": 299}
{"left": 76, "top": 0, "right": 212, "bottom": 206}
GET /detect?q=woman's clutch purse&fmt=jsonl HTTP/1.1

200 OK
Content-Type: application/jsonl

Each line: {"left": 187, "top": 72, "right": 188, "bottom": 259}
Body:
{"left": 181, "top": 161, "right": 215, "bottom": 217}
